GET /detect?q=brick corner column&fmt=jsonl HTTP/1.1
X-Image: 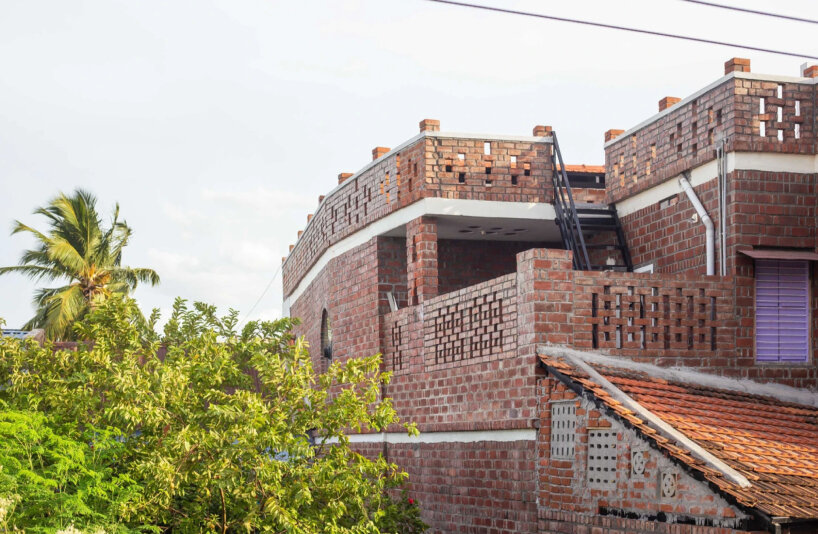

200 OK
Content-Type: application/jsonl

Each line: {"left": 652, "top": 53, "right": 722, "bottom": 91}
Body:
{"left": 516, "top": 248, "right": 575, "bottom": 356}
{"left": 406, "top": 216, "right": 438, "bottom": 305}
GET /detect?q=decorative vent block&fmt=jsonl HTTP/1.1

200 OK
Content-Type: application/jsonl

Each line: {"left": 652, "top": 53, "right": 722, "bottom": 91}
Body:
{"left": 631, "top": 449, "right": 647, "bottom": 477}
{"left": 550, "top": 401, "right": 576, "bottom": 459}
{"left": 587, "top": 429, "right": 617, "bottom": 490}
{"left": 660, "top": 470, "right": 678, "bottom": 498}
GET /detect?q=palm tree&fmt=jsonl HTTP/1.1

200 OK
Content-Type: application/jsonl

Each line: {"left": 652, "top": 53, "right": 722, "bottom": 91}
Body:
{"left": 0, "top": 189, "right": 159, "bottom": 340}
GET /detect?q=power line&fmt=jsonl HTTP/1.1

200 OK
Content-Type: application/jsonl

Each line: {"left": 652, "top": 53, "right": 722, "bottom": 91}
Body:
{"left": 678, "top": 0, "right": 818, "bottom": 26}
{"left": 421, "top": 0, "right": 818, "bottom": 61}
{"left": 242, "top": 263, "right": 283, "bottom": 322}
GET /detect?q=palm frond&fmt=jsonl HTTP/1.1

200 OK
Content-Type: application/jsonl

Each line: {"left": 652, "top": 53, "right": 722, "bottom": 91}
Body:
{"left": 7, "top": 188, "right": 157, "bottom": 338}
{"left": 41, "top": 285, "right": 86, "bottom": 340}
{"left": 46, "top": 237, "right": 87, "bottom": 274}
{"left": 10, "top": 221, "right": 49, "bottom": 242}
{"left": 0, "top": 265, "right": 65, "bottom": 283}
{"left": 109, "top": 267, "right": 160, "bottom": 290}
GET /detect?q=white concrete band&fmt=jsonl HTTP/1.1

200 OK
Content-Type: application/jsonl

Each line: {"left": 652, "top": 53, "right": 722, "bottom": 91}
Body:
{"left": 324, "top": 428, "right": 536, "bottom": 445}
{"left": 616, "top": 152, "right": 818, "bottom": 218}
{"left": 283, "top": 198, "right": 556, "bottom": 310}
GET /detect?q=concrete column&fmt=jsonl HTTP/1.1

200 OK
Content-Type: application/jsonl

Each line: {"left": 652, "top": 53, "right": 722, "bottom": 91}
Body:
{"left": 406, "top": 216, "right": 438, "bottom": 305}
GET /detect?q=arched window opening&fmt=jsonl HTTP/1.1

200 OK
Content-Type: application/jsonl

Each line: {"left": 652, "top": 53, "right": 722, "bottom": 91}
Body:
{"left": 320, "top": 309, "right": 333, "bottom": 360}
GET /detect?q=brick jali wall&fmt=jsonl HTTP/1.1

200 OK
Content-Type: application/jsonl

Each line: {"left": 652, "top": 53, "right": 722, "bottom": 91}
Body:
{"left": 522, "top": 249, "right": 817, "bottom": 387}
{"left": 283, "top": 132, "right": 553, "bottom": 297}
{"left": 382, "top": 273, "right": 534, "bottom": 431}
{"left": 605, "top": 76, "right": 816, "bottom": 205}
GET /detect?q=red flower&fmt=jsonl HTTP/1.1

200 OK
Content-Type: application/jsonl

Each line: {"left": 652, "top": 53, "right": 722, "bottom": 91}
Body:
{"left": 408, "top": 498, "right": 414, "bottom": 505}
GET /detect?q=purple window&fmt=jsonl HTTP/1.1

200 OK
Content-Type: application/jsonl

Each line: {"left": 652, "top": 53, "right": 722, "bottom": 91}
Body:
{"left": 755, "top": 259, "right": 810, "bottom": 362}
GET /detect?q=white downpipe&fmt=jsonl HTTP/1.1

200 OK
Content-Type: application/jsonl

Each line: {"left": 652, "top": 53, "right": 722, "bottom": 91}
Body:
{"left": 679, "top": 173, "right": 715, "bottom": 275}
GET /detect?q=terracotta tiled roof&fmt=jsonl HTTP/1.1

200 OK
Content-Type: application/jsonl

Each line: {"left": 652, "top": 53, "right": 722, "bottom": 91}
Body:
{"left": 539, "top": 351, "right": 818, "bottom": 520}
{"left": 556, "top": 164, "right": 605, "bottom": 174}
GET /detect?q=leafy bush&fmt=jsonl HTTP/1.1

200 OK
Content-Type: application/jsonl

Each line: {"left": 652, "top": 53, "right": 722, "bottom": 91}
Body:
{"left": 0, "top": 297, "right": 423, "bottom": 533}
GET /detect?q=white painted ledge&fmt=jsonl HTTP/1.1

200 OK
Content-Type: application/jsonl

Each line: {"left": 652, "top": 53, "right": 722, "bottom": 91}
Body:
{"left": 325, "top": 428, "right": 536, "bottom": 445}
{"left": 616, "top": 152, "right": 818, "bottom": 217}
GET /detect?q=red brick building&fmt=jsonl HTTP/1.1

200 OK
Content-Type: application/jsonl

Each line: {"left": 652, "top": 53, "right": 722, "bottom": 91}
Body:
{"left": 281, "top": 60, "right": 818, "bottom": 534}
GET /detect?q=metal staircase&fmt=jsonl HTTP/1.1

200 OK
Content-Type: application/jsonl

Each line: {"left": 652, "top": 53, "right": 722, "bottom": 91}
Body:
{"left": 549, "top": 132, "right": 633, "bottom": 272}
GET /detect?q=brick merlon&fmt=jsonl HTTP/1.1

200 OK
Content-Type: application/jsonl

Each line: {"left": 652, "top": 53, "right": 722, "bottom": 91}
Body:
{"left": 372, "top": 147, "right": 390, "bottom": 161}
{"left": 658, "top": 96, "right": 681, "bottom": 112}
{"left": 724, "top": 57, "right": 750, "bottom": 74}
{"left": 604, "top": 129, "right": 625, "bottom": 143}
{"left": 533, "top": 125, "right": 552, "bottom": 137}
{"left": 419, "top": 119, "right": 440, "bottom": 132}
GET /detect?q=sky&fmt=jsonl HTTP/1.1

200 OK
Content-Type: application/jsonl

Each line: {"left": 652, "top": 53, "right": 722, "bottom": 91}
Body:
{"left": 1, "top": 0, "right": 816, "bottom": 329}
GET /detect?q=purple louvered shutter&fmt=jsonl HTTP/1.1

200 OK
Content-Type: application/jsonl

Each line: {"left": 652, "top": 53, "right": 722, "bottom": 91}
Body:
{"left": 755, "top": 259, "right": 809, "bottom": 362}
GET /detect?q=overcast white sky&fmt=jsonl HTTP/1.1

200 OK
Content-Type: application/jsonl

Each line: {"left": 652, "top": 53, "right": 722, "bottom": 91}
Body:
{"left": 1, "top": 0, "right": 816, "bottom": 329}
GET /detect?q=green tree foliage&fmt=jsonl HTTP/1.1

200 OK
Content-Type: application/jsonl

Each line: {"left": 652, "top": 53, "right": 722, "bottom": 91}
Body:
{"left": 0, "top": 189, "right": 159, "bottom": 340}
{"left": 0, "top": 407, "right": 142, "bottom": 533}
{"left": 0, "top": 297, "right": 423, "bottom": 533}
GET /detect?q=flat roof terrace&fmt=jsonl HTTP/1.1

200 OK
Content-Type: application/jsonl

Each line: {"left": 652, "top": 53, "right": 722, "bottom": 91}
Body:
{"left": 281, "top": 120, "right": 558, "bottom": 302}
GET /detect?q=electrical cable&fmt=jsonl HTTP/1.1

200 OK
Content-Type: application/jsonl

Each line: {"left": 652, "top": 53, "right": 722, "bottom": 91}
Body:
{"left": 678, "top": 0, "right": 818, "bottom": 26}
{"left": 242, "top": 263, "right": 283, "bottom": 322}
{"left": 421, "top": 0, "right": 818, "bottom": 60}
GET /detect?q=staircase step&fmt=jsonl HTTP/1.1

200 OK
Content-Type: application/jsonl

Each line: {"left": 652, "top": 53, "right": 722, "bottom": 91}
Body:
{"left": 589, "top": 264, "right": 630, "bottom": 271}
{"left": 574, "top": 203, "right": 614, "bottom": 214}
{"left": 578, "top": 221, "right": 618, "bottom": 230}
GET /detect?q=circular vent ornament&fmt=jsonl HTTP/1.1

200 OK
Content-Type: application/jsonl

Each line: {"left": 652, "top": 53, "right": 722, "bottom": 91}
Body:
{"left": 660, "top": 471, "right": 678, "bottom": 498}
{"left": 631, "top": 450, "right": 646, "bottom": 476}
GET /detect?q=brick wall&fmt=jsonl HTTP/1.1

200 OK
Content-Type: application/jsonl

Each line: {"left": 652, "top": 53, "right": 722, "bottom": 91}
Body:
{"left": 407, "top": 216, "right": 439, "bottom": 305}
{"left": 539, "top": 511, "right": 761, "bottom": 534}
{"left": 377, "top": 236, "right": 408, "bottom": 314}
{"left": 605, "top": 78, "right": 735, "bottom": 204}
{"left": 621, "top": 178, "right": 721, "bottom": 275}
{"left": 424, "top": 136, "right": 551, "bottom": 203}
{"left": 390, "top": 441, "right": 538, "bottom": 534}
{"left": 382, "top": 273, "right": 532, "bottom": 430}
{"left": 521, "top": 249, "right": 817, "bottom": 387}
{"left": 283, "top": 131, "right": 553, "bottom": 298}
{"left": 289, "top": 239, "right": 380, "bottom": 371}
{"left": 618, "top": 168, "right": 818, "bottom": 382}
{"left": 438, "top": 239, "right": 546, "bottom": 295}
{"left": 377, "top": 272, "right": 539, "bottom": 534}
{"left": 605, "top": 76, "right": 816, "bottom": 205}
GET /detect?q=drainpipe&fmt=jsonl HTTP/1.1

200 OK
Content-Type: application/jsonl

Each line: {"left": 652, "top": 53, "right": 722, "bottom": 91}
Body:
{"left": 679, "top": 172, "right": 715, "bottom": 275}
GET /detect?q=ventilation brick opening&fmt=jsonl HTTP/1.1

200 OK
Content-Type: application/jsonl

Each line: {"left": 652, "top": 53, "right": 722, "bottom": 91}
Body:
{"left": 588, "top": 429, "right": 617, "bottom": 491}
{"left": 511, "top": 175, "right": 518, "bottom": 185}
{"left": 550, "top": 401, "right": 577, "bottom": 459}
{"left": 483, "top": 142, "right": 491, "bottom": 155}
{"left": 458, "top": 172, "right": 466, "bottom": 183}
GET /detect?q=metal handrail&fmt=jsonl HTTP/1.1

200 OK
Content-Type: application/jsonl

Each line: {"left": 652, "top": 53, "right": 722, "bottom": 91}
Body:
{"left": 550, "top": 132, "right": 591, "bottom": 270}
